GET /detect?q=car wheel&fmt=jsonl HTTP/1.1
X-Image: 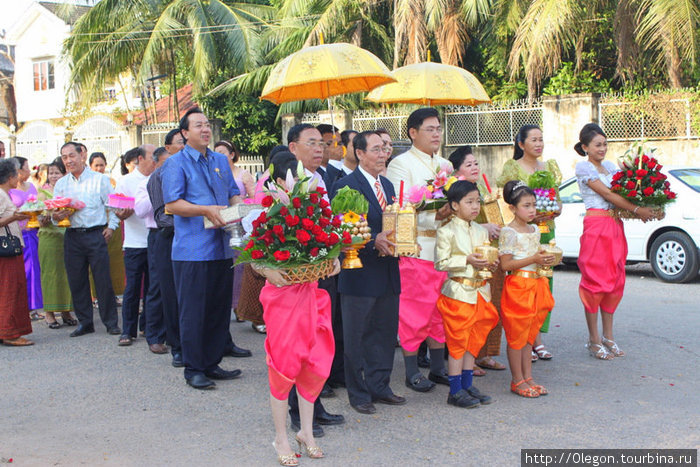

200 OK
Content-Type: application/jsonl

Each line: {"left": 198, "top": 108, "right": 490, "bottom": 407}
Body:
{"left": 649, "top": 231, "right": 699, "bottom": 283}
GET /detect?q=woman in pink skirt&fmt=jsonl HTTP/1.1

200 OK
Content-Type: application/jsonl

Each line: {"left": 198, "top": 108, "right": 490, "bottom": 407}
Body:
{"left": 574, "top": 123, "right": 654, "bottom": 360}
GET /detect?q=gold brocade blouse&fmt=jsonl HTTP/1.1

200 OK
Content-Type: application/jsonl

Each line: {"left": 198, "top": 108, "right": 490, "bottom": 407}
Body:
{"left": 434, "top": 216, "right": 490, "bottom": 304}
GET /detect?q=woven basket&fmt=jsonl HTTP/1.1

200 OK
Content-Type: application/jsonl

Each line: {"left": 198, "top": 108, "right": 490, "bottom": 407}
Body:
{"left": 278, "top": 259, "right": 336, "bottom": 284}
{"left": 612, "top": 206, "right": 665, "bottom": 220}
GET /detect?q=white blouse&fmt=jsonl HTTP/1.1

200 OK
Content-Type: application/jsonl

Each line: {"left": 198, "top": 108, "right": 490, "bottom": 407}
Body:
{"left": 575, "top": 160, "right": 619, "bottom": 210}
{"left": 498, "top": 225, "right": 540, "bottom": 272}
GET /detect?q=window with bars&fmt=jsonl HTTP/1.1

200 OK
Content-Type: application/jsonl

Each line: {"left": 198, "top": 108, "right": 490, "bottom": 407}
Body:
{"left": 32, "top": 59, "right": 55, "bottom": 91}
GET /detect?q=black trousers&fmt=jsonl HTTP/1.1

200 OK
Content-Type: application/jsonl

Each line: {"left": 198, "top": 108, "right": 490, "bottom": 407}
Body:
{"left": 143, "top": 229, "right": 166, "bottom": 344}
{"left": 319, "top": 276, "right": 344, "bottom": 385}
{"left": 172, "top": 259, "right": 233, "bottom": 379}
{"left": 341, "top": 293, "right": 400, "bottom": 406}
{"left": 63, "top": 229, "right": 118, "bottom": 330}
{"left": 154, "top": 228, "right": 180, "bottom": 354}
{"left": 122, "top": 247, "right": 149, "bottom": 338}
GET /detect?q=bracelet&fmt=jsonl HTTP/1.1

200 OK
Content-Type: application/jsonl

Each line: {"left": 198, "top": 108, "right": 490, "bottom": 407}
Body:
{"left": 633, "top": 206, "right": 640, "bottom": 214}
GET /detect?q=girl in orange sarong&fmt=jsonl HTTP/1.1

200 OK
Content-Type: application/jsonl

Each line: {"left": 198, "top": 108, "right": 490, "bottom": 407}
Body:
{"left": 498, "top": 181, "right": 556, "bottom": 398}
{"left": 435, "top": 181, "right": 499, "bottom": 408}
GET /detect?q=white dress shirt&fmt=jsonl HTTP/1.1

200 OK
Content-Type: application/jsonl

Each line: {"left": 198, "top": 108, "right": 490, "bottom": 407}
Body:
{"left": 357, "top": 165, "right": 386, "bottom": 204}
{"left": 115, "top": 169, "right": 149, "bottom": 248}
{"left": 385, "top": 145, "right": 451, "bottom": 262}
{"left": 53, "top": 167, "right": 118, "bottom": 230}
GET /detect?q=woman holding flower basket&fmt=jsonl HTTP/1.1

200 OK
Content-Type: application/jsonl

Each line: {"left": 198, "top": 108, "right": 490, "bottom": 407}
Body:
{"left": 238, "top": 159, "right": 342, "bottom": 466}
{"left": 573, "top": 124, "right": 658, "bottom": 360}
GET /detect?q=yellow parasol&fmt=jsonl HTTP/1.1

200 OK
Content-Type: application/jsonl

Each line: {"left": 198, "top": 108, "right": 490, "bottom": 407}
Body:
{"left": 365, "top": 61, "right": 491, "bottom": 106}
{"left": 260, "top": 42, "right": 396, "bottom": 105}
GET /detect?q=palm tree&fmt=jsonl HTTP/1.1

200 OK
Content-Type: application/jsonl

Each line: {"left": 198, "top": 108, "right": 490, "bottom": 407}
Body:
{"left": 63, "top": 0, "right": 274, "bottom": 115}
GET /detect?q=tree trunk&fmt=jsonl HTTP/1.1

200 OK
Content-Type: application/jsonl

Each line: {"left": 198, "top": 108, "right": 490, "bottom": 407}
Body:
{"left": 0, "top": 80, "right": 18, "bottom": 128}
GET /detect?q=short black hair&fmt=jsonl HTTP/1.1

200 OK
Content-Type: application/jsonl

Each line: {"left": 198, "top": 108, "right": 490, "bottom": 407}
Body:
{"left": 179, "top": 107, "right": 204, "bottom": 131}
{"left": 406, "top": 108, "right": 439, "bottom": 141}
{"left": 78, "top": 143, "right": 87, "bottom": 153}
{"left": 503, "top": 180, "right": 536, "bottom": 206}
{"left": 268, "top": 152, "right": 298, "bottom": 187}
{"left": 340, "top": 130, "right": 358, "bottom": 147}
{"left": 446, "top": 180, "right": 479, "bottom": 208}
{"left": 266, "top": 144, "right": 289, "bottom": 166}
{"left": 89, "top": 152, "right": 107, "bottom": 166}
{"left": 287, "top": 124, "right": 316, "bottom": 144}
{"left": 164, "top": 128, "right": 183, "bottom": 145}
{"left": 375, "top": 128, "right": 390, "bottom": 137}
{"left": 0, "top": 158, "right": 18, "bottom": 184}
{"left": 60, "top": 141, "right": 81, "bottom": 154}
{"left": 48, "top": 157, "right": 66, "bottom": 175}
{"left": 352, "top": 131, "right": 379, "bottom": 161}
{"left": 153, "top": 147, "right": 168, "bottom": 162}
{"left": 316, "top": 124, "right": 339, "bottom": 136}
{"left": 448, "top": 146, "right": 474, "bottom": 171}
{"left": 12, "top": 156, "right": 28, "bottom": 170}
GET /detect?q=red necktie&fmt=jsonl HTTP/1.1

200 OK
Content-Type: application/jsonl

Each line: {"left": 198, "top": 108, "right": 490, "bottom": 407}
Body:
{"left": 375, "top": 179, "right": 387, "bottom": 211}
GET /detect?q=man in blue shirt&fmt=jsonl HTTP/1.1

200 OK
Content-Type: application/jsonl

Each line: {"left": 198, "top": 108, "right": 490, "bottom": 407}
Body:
{"left": 162, "top": 108, "right": 244, "bottom": 390}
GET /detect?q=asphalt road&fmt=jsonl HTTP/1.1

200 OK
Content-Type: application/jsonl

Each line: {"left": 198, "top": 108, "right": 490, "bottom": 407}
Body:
{"left": 1, "top": 266, "right": 698, "bottom": 466}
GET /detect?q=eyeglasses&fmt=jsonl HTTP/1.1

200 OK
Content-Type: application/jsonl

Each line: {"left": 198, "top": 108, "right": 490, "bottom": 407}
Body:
{"left": 300, "top": 140, "right": 325, "bottom": 148}
{"left": 364, "top": 146, "right": 384, "bottom": 155}
{"left": 419, "top": 126, "right": 443, "bottom": 134}
{"left": 382, "top": 145, "right": 393, "bottom": 153}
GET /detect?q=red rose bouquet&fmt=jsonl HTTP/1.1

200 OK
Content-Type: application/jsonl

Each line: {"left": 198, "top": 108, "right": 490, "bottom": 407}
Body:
{"left": 610, "top": 143, "right": 676, "bottom": 220}
{"left": 235, "top": 162, "right": 349, "bottom": 283}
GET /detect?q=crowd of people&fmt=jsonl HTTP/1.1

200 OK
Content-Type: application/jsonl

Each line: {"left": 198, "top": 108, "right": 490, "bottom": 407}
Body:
{"left": 0, "top": 107, "right": 651, "bottom": 465}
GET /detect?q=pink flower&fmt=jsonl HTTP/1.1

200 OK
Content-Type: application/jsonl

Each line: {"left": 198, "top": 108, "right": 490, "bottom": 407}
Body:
{"left": 408, "top": 185, "right": 431, "bottom": 204}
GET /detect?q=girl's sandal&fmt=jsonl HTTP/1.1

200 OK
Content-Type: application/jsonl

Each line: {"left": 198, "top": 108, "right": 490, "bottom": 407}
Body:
{"left": 524, "top": 377, "right": 548, "bottom": 395}
{"left": 272, "top": 441, "right": 299, "bottom": 466}
{"left": 533, "top": 344, "right": 553, "bottom": 360}
{"left": 601, "top": 337, "right": 625, "bottom": 357}
{"left": 586, "top": 342, "right": 613, "bottom": 360}
{"left": 510, "top": 380, "right": 540, "bottom": 398}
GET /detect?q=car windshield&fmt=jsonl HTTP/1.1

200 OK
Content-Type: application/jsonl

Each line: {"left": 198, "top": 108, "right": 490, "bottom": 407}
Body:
{"left": 670, "top": 169, "right": 700, "bottom": 193}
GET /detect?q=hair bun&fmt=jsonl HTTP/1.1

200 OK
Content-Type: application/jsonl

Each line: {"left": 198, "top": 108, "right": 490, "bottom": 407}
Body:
{"left": 573, "top": 141, "right": 586, "bottom": 156}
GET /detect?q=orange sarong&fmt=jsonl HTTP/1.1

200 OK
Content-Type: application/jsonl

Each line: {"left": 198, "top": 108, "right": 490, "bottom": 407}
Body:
{"left": 501, "top": 275, "right": 555, "bottom": 350}
{"left": 436, "top": 293, "right": 499, "bottom": 360}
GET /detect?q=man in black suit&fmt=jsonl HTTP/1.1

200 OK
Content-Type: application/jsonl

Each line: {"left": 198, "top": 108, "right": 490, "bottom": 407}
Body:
{"left": 331, "top": 131, "right": 406, "bottom": 414}
{"left": 316, "top": 124, "right": 343, "bottom": 187}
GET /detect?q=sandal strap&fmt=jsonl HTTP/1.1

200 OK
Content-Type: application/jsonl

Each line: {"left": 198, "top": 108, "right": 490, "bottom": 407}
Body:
{"left": 586, "top": 342, "right": 612, "bottom": 359}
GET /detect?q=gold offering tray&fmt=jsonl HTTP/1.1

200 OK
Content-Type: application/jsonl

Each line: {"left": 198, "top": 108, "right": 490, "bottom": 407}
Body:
{"left": 382, "top": 203, "right": 420, "bottom": 257}
{"left": 203, "top": 203, "right": 263, "bottom": 229}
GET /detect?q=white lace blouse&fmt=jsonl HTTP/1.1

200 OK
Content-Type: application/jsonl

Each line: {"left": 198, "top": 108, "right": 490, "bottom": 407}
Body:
{"left": 575, "top": 160, "right": 619, "bottom": 210}
{"left": 498, "top": 225, "right": 540, "bottom": 272}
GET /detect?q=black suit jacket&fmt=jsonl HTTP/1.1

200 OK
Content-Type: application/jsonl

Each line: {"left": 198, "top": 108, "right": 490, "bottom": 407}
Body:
{"left": 324, "top": 164, "right": 343, "bottom": 191}
{"left": 331, "top": 169, "right": 400, "bottom": 297}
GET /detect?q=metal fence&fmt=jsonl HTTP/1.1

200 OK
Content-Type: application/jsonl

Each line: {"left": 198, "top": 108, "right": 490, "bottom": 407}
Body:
{"left": 142, "top": 123, "right": 179, "bottom": 147}
{"left": 73, "top": 115, "right": 127, "bottom": 167}
{"left": 299, "top": 113, "right": 322, "bottom": 126}
{"left": 352, "top": 109, "right": 410, "bottom": 143}
{"left": 444, "top": 99, "right": 543, "bottom": 146}
{"left": 599, "top": 94, "right": 699, "bottom": 141}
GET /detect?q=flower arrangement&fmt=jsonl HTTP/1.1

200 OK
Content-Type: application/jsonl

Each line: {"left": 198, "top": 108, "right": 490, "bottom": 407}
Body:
{"left": 18, "top": 194, "right": 46, "bottom": 212}
{"left": 235, "top": 162, "right": 349, "bottom": 281}
{"left": 331, "top": 186, "right": 372, "bottom": 269}
{"left": 528, "top": 171, "right": 561, "bottom": 233}
{"left": 610, "top": 142, "right": 676, "bottom": 219}
{"left": 408, "top": 163, "right": 459, "bottom": 210}
{"left": 43, "top": 196, "right": 86, "bottom": 228}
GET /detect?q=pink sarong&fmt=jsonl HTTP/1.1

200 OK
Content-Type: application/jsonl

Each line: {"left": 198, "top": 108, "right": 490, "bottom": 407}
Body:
{"left": 398, "top": 256, "right": 448, "bottom": 352}
{"left": 260, "top": 281, "right": 334, "bottom": 402}
{"left": 577, "top": 212, "right": 628, "bottom": 314}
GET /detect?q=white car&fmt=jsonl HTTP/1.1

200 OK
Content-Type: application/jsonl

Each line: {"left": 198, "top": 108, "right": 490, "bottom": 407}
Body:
{"left": 555, "top": 166, "right": 700, "bottom": 283}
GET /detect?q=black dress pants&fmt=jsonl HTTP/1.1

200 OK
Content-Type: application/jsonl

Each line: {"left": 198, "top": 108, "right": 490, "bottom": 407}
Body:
{"left": 154, "top": 227, "right": 180, "bottom": 354}
{"left": 64, "top": 228, "right": 118, "bottom": 330}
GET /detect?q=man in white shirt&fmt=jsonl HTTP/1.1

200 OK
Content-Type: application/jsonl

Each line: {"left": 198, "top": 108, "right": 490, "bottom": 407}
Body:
{"left": 287, "top": 123, "right": 345, "bottom": 436}
{"left": 385, "top": 108, "right": 451, "bottom": 392}
{"left": 114, "top": 145, "right": 157, "bottom": 347}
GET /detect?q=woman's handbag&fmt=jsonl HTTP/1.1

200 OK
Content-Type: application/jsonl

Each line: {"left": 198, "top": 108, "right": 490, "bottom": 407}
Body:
{"left": 0, "top": 225, "right": 23, "bottom": 257}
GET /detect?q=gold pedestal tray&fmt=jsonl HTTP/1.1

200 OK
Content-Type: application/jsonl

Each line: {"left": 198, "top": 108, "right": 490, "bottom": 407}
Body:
{"left": 24, "top": 210, "right": 43, "bottom": 229}
{"left": 342, "top": 239, "right": 369, "bottom": 269}
{"left": 382, "top": 204, "right": 420, "bottom": 257}
{"left": 536, "top": 239, "right": 563, "bottom": 278}
{"left": 56, "top": 208, "right": 75, "bottom": 228}
{"left": 474, "top": 241, "right": 499, "bottom": 279}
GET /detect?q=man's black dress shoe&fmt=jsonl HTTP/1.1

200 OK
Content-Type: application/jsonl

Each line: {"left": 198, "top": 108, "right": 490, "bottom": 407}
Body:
{"left": 171, "top": 353, "right": 184, "bottom": 368}
{"left": 290, "top": 419, "right": 324, "bottom": 438}
{"left": 373, "top": 394, "right": 407, "bottom": 406}
{"left": 69, "top": 324, "right": 95, "bottom": 337}
{"left": 186, "top": 374, "right": 216, "bottom": 390}
{"left": 428, "top": 370, "right": 450, "bottom": 386}
{"left": 107, "top": 327, "right": 122, "bottom": 335}
{"left": 319, "top": 384, "right": 335, "bottom": 398}
{"left": 315, "top": 411, "right": 345, "bottom": 426}
{"left": 405, "top": 373, "right": 436, "bottom": 392}
{"left": 351, "top": 402, "right": 376, "bottom": 414}
{"left": 223, "top": 345, "right": 252, "bottom": 358}
{"left": 204, "top": 367, "right": 242, "bottom": 380}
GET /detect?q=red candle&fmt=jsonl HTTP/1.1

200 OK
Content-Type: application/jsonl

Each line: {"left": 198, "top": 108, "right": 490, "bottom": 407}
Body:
{"left": 482, "top": 173, "right": 492, "bottom": 194}
{"left": 399, "top": 180, "right": 404, "bottom": 207}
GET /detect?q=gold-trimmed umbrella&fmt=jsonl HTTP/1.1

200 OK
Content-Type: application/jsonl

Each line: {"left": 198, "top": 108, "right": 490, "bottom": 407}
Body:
{"left": 365, "top": 61, "right": 490, "bottom": 106}
{"left": 260, "top": 42, "right": 396, "bottom": 105}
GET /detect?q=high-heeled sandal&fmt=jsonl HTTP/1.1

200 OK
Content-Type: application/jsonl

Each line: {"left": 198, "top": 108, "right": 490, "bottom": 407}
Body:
{"left": 586, "top": 342, "right": 613, "bottom": 360}
{"left": 601, "top": 337, "right": 625, "bottom": 357}
{"left": 524, "top": 377, "right": 548, "bottom": 395}
{"left": 510, "top": 380, "right": 540, "bottom": 398}
{"left": 272, "top": 441, "right": 299, "bottom": 466}
{"left": 295, "top": 435, "right": 324, "bottom": 459}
